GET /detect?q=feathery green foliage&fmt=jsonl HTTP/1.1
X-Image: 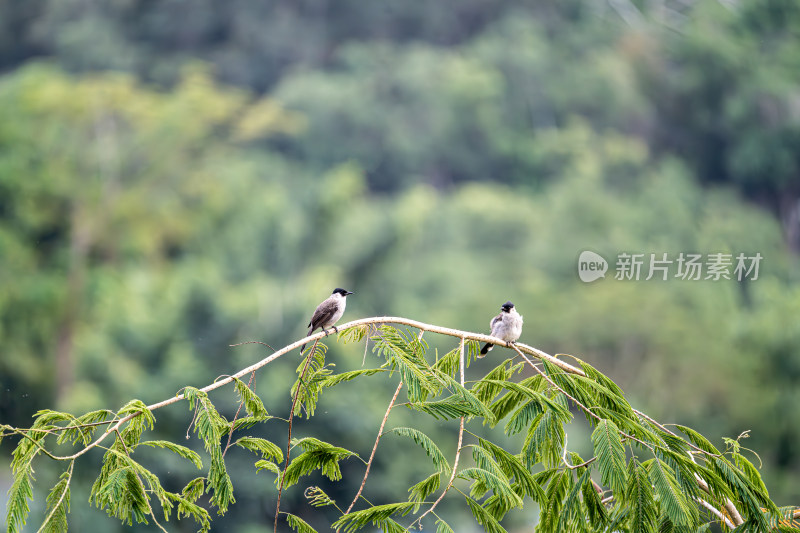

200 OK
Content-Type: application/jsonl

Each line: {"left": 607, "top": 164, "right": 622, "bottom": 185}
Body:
{"left": 332, "top": 502, "right": 415, "bottom": 533}
{"left": 138, "top": 440, "right": 203, "bottom": 469}
{"left": 647, "top": 457, "right": 697, "bottom": 526}
{"left": 390, "top": 427, "right": 449, "bottom": 472}
{"left": 285, "top": 512, "right": 320, "bottom": 533}
{"left": 56, "top": 409, "right": 113, "bottom": 446}
{"left": 592, "top": 419, "right": 628, "bottom": 496}
{"left": 321, "top": 368, "right": 387, "bottom": 388}
{"left": 408, "top": 472, "right": 441, "bottom": 509}
{"left": 233, "top": 436, "right": 283, "bottom": 462}
{"left": 471, "top": 359, "right": 523, "bottom": 404}
{"left": 435, "top": 518, "right": 455, "bottom": 533}
{"left": 3, "top": 324, "right": 793, "bottom": 532}
{"left": 464, "top": 495, "right": 509, "bottom": 533}
{"left": 372, "top": 325, "right": 437, "bottom": 402}
{"left": 39, "top": 463, "right": 72, "bottom": 533}
{"left": 627, "top": 459, "right": 658, "bottom": 533}
{"left": 292, "top": 348, "right": 333, "bottom": 417}
{"left": 281, "top": 437, "right": 357, "bottom": 488}
{"left": 232, "top": 377, "right": 269, "bottom": 419}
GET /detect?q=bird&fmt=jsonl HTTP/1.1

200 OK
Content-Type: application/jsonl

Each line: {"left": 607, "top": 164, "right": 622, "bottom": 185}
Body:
{"left": 479, "top": 301, "right": 523, "bottom": 357}
{"left": 300, "top": 288, "right": 354, "bottom": 352}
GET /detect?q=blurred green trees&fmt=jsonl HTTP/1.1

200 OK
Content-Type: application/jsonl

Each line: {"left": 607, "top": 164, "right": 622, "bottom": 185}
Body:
{"left": 1, "top": 0, "right": 799, "bottom": 530}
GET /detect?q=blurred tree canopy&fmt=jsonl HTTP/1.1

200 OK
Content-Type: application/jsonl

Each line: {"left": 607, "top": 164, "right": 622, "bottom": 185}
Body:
{"left": 1, "top": 0, "right": 799, "bottom": 530}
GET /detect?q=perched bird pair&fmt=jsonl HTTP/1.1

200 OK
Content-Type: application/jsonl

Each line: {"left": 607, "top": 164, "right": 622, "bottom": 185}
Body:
{"left": 301, "top": 288, "right": 523, "bottom": 357}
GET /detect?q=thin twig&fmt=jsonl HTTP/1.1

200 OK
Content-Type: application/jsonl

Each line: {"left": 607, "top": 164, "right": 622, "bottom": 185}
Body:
{"left": 35, "top": 459, "right": 75, "bottom": 533}
{"left": 223, "top": 370, "right": 256, "bottom": 458}
{"left": 695, "top": 495, "right": 736, "bottom": 529}
{"left": 362, "top": 325, "right": 373, "bottom": 366}
{"left": 274, "top": 338, "right": 318, "bottom": 533}
{"left": 407, "top": 337, "right": 466, "bottom": 531}
{"left": 342, "top": 380, "right": 404, "bottom": 520}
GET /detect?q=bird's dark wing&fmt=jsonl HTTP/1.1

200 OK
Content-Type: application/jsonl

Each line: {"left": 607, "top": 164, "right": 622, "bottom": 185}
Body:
{"left": 489, "top": 313, "right": 503, "bottom": 331}
{"left": 309, "top": 298, "right": 337, "bottom": 330}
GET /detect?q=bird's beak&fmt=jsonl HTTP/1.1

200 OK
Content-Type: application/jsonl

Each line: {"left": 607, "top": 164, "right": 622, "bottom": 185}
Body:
{"left": 346, "top": 291, "right": 354, "bottom": 295}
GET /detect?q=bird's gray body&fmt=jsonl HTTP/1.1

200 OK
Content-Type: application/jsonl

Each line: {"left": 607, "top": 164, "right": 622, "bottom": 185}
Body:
{"left": 480, "top": 301, "right": 523, "bottom": 357}
{"left": 300, "top": 288, "right": 352, "bottom": 352}
{"left": 308, "top": 292, "right": 347, "bottom": 332}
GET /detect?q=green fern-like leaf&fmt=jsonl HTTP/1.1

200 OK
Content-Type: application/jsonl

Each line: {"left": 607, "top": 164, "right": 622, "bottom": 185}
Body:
{"left": 182, "top": 477, "right": 205, "bottom": 502}
{"left": 208, "top": 447, "right": 235, "bottom": 514}
{"left": 732, "top": 451, "right": 774, "bottom": 511}
{"left": 6, "top": 459, "right": 34, "bottom": 533}
{"left": 675, "top": 425, "right": 721, "bottom": 456}
{"left": 183, "top": 389, "right": 228, "bottom": 451}
{"left": 459, "top": 467, "right": 522, "bottom": 509}
{"left": 504, "top": 399, "right": 545, "bottom": 436}
{"left": 285, "top": 512, "right": 320, "bottom": 533}
{"left": 409, "top": 395, "right": 486, "bottom": 421}
{"left": 165, "top": 491, "right": 211, "bottom": 532}
{"left": 431, "top": 370, "right": 496, "bottom": 423}
{"left": 332, "top": 502, "right": 415, "bottom": 533}
{"left": 592, "top": 419, "right": 628, "bottom": 496}
{"left": 322, "top": 368, "right": 387, "bottom": 388}
{"left": 390, "top": 427, "right": 449, "bottom": 473}
{"left": 138, "top": 440, "right": 203, "bottom": 469}
{"left": 433, "top": 346, "right": 461, "bottom": 377}
{"left": 478, "top": 438, "right": 544, "bottom": 502}
{"left": 408, "top": 472, "right": 440, "bottom": 510}
{"left": 464, "top": 495, "right": 509, "bottom": 533}
{"left": 487, "top": 375, "right": 546, "bottom": 427}
{"left": 95, "top": 467, "right": 149, "bottom": 526}
{"left": 233, "top": 436, "right": 283, "bottom": 462}
{"left": 581, "top": 466, "right": 608, "bottom": 527}
{"left": 281, "top": 438, "right": 357, "bottom": 488}
{"left": 339, "top": 324, "right": 370, "bottom": 344}
{"left": 255, "top": 459, "right": 281, "bottom": 475}
{"left": 538, "top": 469, "right": 570, "bottom": 533}
{"left": 647, "top": 457, "right": 696, "bottom": 527}
{"left": 39, "top": 464, "right": 71, "bottom": 533}
{"left": 291, "top": 352, "right": 334, "bottom": 418}
{"left": 526, "top": 408, "right": 566, "bottom": 469}
{"left": 372, "top": 325, "right": 437, "bottom": 402}
{"left": 435, "top": 518, "right": 455, "bottom": 533}
{"left": 626, "top": 460, "right": 657, "bottom": 533}
{"left": 116, "top": 400, "right": 155, "bottom": 446}
{"left": 232, "top": 377, "right": 269, "bottom": 419}
{"left": 555, "top": 468, "right": 592, "bottom": 532}
{"left": 579, "top": 360, "right": 626, "bottom": 397}
{"left": 56, "top": 409, "right": 113, "bottom": 446}
{"left": 471, "top": 359, "right": 524, "bottom": 404}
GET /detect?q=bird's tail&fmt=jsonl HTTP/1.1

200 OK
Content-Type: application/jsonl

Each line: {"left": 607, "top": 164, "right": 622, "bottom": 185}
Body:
{"left": 479, "top": 343, "right": 493, "bottom": 357}
{"left": 299, "top": 327, "right": 314, "bottom": 353}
